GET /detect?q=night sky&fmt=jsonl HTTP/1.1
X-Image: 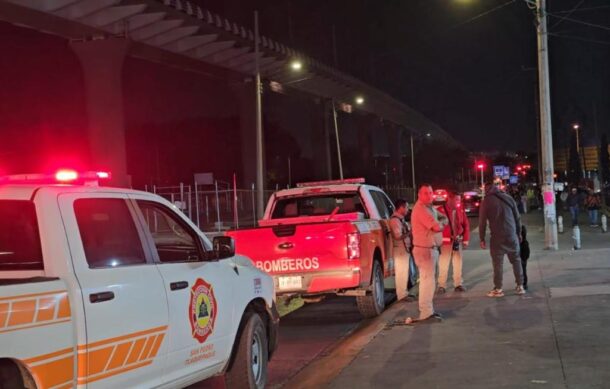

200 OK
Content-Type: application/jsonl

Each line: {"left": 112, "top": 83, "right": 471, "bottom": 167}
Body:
{"left": 1, "top": 1, "right": 609, "bottom": 185}
{"left": 199, "top": 0, "right": 610, "bottom": 152}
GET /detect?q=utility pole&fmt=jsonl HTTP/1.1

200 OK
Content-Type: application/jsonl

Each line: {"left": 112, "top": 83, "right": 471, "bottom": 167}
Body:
{"left": 536, "top": 0, "right": 558, "bottom": 249}
{"left": 332, "top": 100, "right": 344, "bottom": 179}
{"left": 254, "top": 11, "right": 264, "bottom": 220}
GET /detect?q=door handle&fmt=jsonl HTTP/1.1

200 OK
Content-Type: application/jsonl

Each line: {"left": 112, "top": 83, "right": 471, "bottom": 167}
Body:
{"left": 170, "top": 281, "right": 189, "bottom": 291}
{"left": 89, "top": 291, "right": 115, "bottom": 303}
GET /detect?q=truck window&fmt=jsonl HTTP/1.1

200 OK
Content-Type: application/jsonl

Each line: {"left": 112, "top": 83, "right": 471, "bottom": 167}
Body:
{"left": 370, "top": 191, "right": 391, "bottom": 219}
{"left": 74, "top": 199, "right": 147, "bottom": 268}
{"left": 271, "top": 193, "right": 367, "bottom": 219}
{"left": 136, "top": 201, "right": 203, "bottom": 263}
{"left": 0, "top": 200, "right": 43, "bottom": 270}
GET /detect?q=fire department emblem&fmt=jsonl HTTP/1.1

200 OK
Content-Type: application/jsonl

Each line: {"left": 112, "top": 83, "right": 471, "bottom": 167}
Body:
{"left": 189, "top": 278, "right": 217, "bottom": 343}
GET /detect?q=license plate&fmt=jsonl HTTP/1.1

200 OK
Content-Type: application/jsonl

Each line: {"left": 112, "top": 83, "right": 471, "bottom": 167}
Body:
{"left": 278, "top": 276, "right": 302, "bottom": 290}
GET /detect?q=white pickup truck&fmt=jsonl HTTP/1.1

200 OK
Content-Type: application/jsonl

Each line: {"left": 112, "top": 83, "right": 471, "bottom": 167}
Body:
{"left": 0, "top": 171, "right": 278, "bottom": 389}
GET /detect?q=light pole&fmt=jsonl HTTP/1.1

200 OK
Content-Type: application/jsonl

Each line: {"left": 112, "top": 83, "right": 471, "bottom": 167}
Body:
{"left": 254, "top": 11, "right": 264, "bottom": 220}
{"left": 477, "top": 162, "right": 485, "bottom": 193}
{"left": 332, "top": 100, "right": 344, "bottom": 179}
{"left": 535, "top": 0, "right": 558, "bottom": 249}
{"left": 572, "top": 123, "right": 580, "bottom": 151}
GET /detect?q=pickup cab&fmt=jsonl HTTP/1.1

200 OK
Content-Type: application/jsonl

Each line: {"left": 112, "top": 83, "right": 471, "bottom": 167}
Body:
{"left": 0, "top": 171, "right": 278, "bottom": 389}
{"left": 226, "top": 179, "right": 397, "bottom": 318}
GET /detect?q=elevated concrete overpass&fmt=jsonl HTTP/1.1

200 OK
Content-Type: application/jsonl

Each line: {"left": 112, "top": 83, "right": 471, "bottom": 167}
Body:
{"left": 0, "top": 0, "right": 461, "bottom": 186}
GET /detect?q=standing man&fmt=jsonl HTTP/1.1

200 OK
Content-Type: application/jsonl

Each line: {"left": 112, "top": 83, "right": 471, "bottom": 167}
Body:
{"left": 411, "top": 184, "right": 447, "bottom": 321}
{"left": 566, "top": 187, "right": 581, "bottom": 227}
{"left": 436, "top": 191, "right": 470, "bottom": 294}
{"left": 390, "top": 198, "right": 411, "bottom": 301}
{"left": 479, "top": 183, "right": 525, "bottom": 297}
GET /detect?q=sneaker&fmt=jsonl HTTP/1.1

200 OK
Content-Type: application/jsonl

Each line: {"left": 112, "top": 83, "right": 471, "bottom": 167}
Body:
{"left": 515, "top": 285, "right": 526, "bottom": 295}
{"left": 436, "top": 286, "right": 446, "bottom": 295}
{"left": 432, "top": 312, "right": 443, "bottom": 319}
{"left": 454, "top": 285, "right": 467, "bottom": 292}
{"left": 487, "top": 288, "right": 504, "bottom": 297}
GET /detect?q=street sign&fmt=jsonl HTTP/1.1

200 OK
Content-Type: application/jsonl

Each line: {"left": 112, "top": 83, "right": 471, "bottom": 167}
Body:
{"left": 493, "top": 165, "right": 504, "bottom": 177}
{"left": 493, "top": 165, "right": 510, "bottom": 180}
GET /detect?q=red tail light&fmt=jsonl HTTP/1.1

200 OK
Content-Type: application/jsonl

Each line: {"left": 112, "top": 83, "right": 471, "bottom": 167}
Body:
{"left": 347, "top": 232, "right": 360, "bottom": 260}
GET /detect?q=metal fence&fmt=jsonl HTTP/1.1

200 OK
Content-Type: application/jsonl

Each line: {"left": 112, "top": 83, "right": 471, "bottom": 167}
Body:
{"left": 146, "top": 183, "right": 467, "bottom": 232}
{"left": 145, "top": 183, "right": 276, "bottom": 232}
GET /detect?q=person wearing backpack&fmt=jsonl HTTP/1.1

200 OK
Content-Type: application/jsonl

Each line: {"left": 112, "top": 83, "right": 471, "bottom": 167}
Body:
{"left": 436, "top": 191, "right": 470, "bottom": 294}
{"left": 479, "top": 182, "right": 525, "bottom": 297}
{"left": 390, "top": 198, "right": 412, "bottom": 301}
{"left": 585, "top": 189, "right": 601, "bottom": 227}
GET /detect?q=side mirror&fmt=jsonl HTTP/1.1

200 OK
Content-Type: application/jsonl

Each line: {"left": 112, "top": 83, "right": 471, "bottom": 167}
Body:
{"left": 213, "top": 236, "right": 235, "bottom": 260}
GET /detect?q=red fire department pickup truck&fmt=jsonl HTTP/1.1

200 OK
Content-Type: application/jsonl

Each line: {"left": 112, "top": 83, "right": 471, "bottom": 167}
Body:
{"left": 227, "top": 179, "right": 398, "bottom": 318}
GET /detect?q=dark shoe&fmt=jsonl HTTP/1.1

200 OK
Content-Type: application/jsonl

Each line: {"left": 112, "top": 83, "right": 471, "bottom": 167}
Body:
{"left": 436, "top": 286, "right": 446, "bottom": 295}
{"left": 454, "top": 285, "right": 467, "bottom": 292}
{"left": 432, "top": 312, "right": 443, "bottom": 319}
{"left": 423, "top": 313, "right": 443, "bottom": 322}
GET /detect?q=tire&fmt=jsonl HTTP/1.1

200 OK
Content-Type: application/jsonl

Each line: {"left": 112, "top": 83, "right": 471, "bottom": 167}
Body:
{"left": 356, "top": 260, "right": 386, "bottom": 318}
{"left": 0, "top": 360, "right": 25, "bottom": 389}
{"left": 225, "top": 312, "right": 268, "bottom": 389}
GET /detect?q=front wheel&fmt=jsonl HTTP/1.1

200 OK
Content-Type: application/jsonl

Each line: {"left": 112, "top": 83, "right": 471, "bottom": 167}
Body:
{"left": 356, "top": 260, "right": 386, "bottom": 318}
{"left": 225, "top": 312, "right": 268, "bottom": 389}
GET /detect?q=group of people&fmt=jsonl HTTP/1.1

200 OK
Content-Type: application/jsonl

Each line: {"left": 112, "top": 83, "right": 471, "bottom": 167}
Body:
{"left": 390, "top": 182, "right": 529, "bottom": 324}
{"left": 564, "top": 186, "right": 602, "bottom": 227}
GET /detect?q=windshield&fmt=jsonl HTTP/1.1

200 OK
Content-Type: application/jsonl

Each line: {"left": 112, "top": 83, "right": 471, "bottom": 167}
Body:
{"left": 0, "top": 200, "right": 43, "bottom": 270}
{"left": 271, "top": 193, "right": 366, "bottom": 219}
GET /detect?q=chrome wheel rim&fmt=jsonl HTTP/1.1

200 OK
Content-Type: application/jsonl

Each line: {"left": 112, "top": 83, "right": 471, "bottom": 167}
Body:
{"left": 251, "top": 331, "right": 264, "bottom": 385}
{"left": 374, "top": 265, "right": 384, "bottom": 308}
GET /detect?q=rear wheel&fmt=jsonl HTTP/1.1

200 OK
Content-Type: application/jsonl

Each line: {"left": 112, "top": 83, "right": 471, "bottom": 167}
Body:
{"left": 0, "top": 360, "right": 25, "bottom": 389}
{"left": 356, "top": 260, "right": 385, "bottom": 318}
{"left": 225, "top": 312, "right": 268, "bottom": 389}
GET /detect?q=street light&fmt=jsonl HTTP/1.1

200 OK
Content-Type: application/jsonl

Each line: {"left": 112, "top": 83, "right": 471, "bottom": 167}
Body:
{"left": 355, "top": 96, "right": 365, "bottom": 105}
{"left": 572, "top": 123, "right": 580, "bottom": 151}
{"left": 477, "top": 162, "right": 485, "bottom": 193}
{"left": 290, "top": 59, "right": 303, "bottom": 71}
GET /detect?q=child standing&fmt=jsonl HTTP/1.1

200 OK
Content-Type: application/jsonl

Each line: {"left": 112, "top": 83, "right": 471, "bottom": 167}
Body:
{"left": 520, "top": 225, "right": 530, "bottom": 290}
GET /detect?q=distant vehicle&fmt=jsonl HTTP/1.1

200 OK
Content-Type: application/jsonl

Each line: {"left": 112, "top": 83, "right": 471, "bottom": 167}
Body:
{"left": 0, "top": 170, "right": 278, "bottom": 389}
{"left": 462, "top": 191, "right": 481, "bottom": 216}
{"left": 227, "top": 178, "right": 398, "bottom": 318}
{"left": 433, "top": 189, "right": 448, "bottom": 205}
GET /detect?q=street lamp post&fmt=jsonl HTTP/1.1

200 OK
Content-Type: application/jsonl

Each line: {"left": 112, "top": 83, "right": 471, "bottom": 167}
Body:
{"left": 254, "top": 11, "right": 264, "bottom": 220}
{"left": 477, "top": 163, "right": 485, "bottom": 193}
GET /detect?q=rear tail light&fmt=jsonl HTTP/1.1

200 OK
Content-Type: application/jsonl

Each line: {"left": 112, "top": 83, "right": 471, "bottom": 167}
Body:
{"left": 347, "top": 232, "right": 360, "bottom": 260}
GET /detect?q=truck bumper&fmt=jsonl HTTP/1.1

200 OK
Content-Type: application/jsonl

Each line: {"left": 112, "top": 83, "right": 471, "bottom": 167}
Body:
{"left": 267, "top": 301, "right": 280, "bottom": 359}
{"left": 272, "top": 268, "right": 361, "bottom": 295}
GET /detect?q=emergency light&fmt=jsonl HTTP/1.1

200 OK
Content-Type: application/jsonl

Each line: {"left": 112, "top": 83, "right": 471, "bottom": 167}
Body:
{"left": 0, "top": 170, "right": 112, "bottom": 186}
{"left": 296, "top": 178, "right": 365, "bottom": 188}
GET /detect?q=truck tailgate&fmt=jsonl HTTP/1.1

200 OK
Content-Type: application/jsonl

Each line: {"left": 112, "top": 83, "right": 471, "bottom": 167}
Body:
{"left": 227, "top": 221, "right": 360, "bottom": 293}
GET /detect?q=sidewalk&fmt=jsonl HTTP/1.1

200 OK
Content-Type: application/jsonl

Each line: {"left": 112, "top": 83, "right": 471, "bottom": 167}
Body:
{"left": 326, "top": 211, "right": 610, "bottom": 389}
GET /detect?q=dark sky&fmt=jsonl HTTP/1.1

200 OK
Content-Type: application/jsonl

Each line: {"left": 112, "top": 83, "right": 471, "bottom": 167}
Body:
{"left": 197, "top": 0, "right": 610, "bottom": 152}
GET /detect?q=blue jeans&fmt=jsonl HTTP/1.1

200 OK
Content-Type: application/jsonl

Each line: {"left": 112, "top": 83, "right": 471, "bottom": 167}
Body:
{"left": 588, "top": 209, "right": 599, "bottom": 225}
{"left": 569, "top": 206, "right": 579, "bottom": 226}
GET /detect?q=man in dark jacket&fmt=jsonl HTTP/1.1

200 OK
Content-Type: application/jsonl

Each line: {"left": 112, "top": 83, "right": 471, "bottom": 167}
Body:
{"left": 479, "top": 183, "right": 525, "bottom": 297}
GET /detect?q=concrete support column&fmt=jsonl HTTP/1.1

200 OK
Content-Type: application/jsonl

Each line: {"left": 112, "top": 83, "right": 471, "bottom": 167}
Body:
{"left": 388, "top": 123, "right": 403, "bottom": 186}
{"left": 357, "top": 115, "right": 377, "bottom": 182}
{"left": 231, "top": 81, "right": 260, "bottom": 187}
{"left": 71, "top": 38, "right": 130, "bottom": 187}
